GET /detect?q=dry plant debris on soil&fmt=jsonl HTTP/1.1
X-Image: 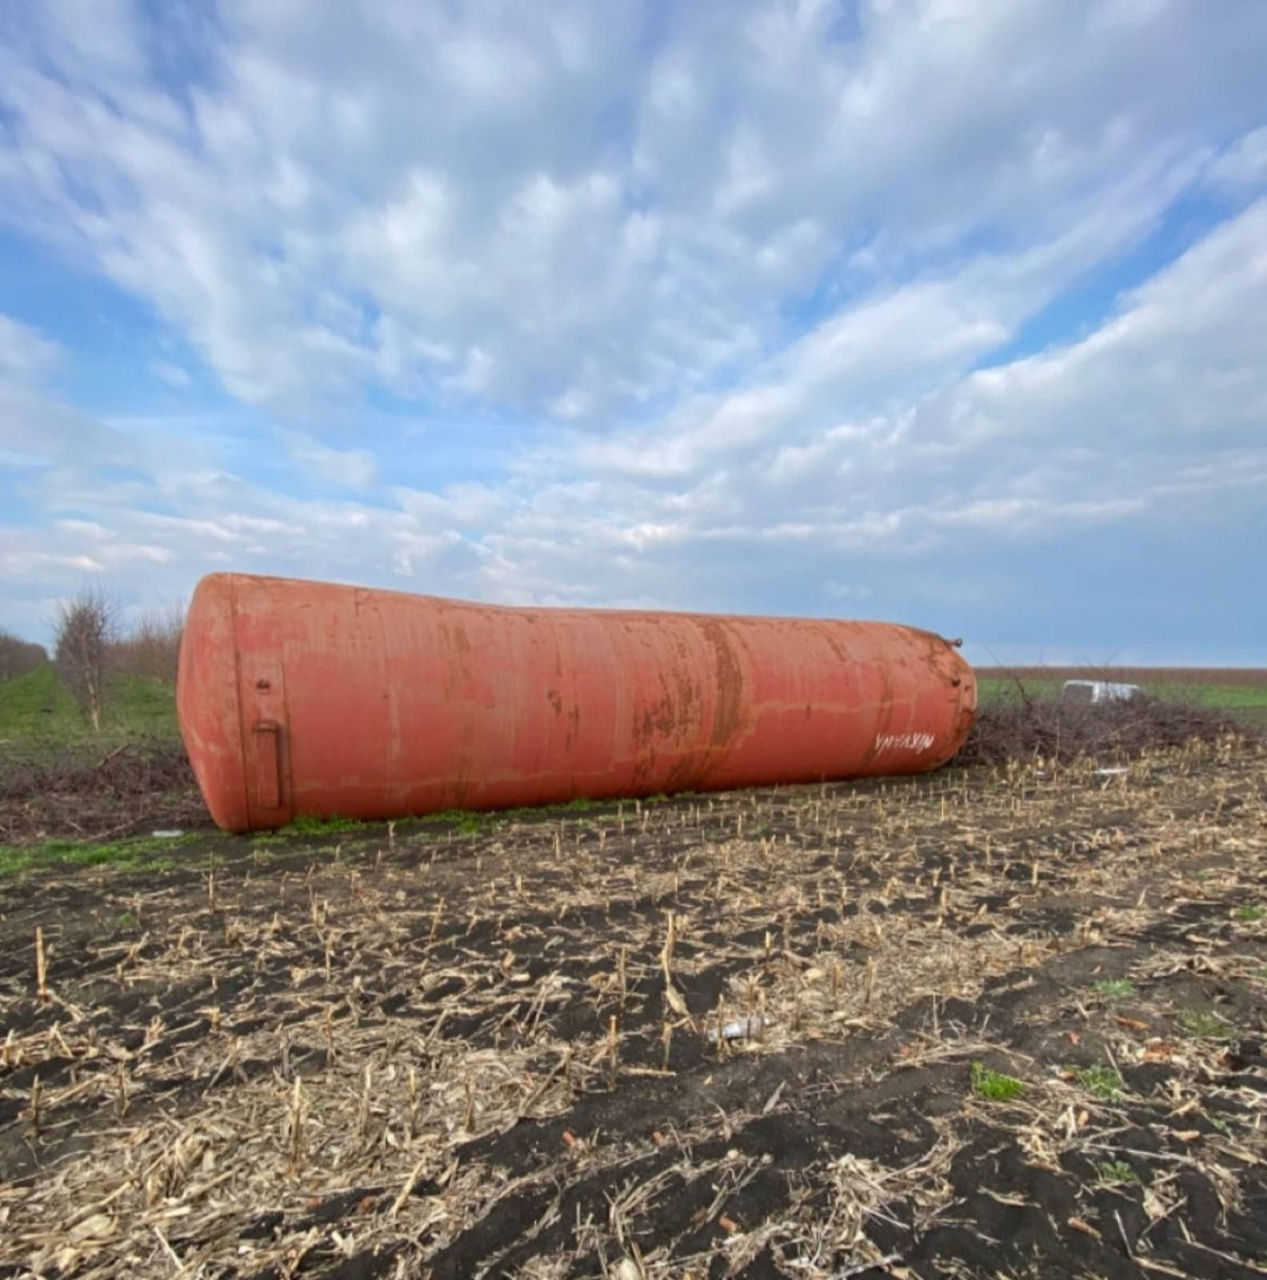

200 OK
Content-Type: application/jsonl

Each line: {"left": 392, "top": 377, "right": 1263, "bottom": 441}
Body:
{"left": 1, "top": 739, "right": 1265, "bottom": 1279}
{"left": 0, "top": 740, "right": 198, "bottom": 847}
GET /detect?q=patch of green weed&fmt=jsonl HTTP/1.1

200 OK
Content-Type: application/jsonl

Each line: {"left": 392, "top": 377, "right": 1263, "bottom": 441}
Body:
{"left": 422, "top": 809, "right": 488, "bottom": 835}
{"left": 283, "top": 813, "right": 363, "bottom": 837}
{"left": 0, "top": 833, "right": 192, "bottom": 878}
{"left": 1096, "top": 1160, "right": 1137, "bottom": 1185}
{"left": 1076, "top": 1065, "right": 1124, "bottom": 1101}
{"left": 1233, "top": 904, "right": 1264, "bottom": 923}
{"left": 1093, "top": 978, "right": 1136, "bottom": 998}
{"left": 0, "top": 847, "right": 35, "bottom": 876}
{"left": 971, "top": 1061, "right": 1024, "bottom": 1101}
{"left": 1178, "top": 1009, "right": 1233, "bottom": 1040}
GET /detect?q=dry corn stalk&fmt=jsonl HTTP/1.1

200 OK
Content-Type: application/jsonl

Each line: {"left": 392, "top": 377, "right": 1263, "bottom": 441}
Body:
{"left": 286, "top": 1075, "right": 305, "bottom": 1174}
{"left": 35, "top": 926, "right": 49, "bottom": 1002}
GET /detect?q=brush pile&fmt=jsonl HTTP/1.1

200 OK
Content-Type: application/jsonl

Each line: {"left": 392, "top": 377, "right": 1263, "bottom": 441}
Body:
{"left": 956, "top": 689, "right": 1249, "bottom": 768}
{"left": 0, "top": 739, "right": 198, "bottom": 844}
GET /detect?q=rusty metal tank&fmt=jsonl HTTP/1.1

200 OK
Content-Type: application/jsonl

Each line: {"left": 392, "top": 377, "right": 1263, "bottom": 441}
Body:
{"left": 177, "top": 573, "right": 976, "bottom": 832}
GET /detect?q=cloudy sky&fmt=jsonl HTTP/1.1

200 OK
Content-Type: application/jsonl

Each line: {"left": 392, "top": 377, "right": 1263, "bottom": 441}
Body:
{"left": 1, "top": 0, "right": 1265, "bottom": 665}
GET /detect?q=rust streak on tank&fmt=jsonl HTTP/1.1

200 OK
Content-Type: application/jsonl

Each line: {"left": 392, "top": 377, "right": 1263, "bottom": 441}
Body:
{"left": 700, "top": 618, "right": 743, "bottom": 749}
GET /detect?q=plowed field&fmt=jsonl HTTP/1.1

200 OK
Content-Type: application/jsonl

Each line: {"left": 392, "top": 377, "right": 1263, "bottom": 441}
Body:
{"left": 2, "top": 740, "right": 1265, "bottom": 1279}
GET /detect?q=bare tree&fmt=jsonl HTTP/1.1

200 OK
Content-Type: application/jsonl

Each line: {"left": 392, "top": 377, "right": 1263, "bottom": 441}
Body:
{"left": 110, "top": 602, "right": 185, "bottom": 683}
{"left": 0, "top": 630, "right": 48, "bottom": 681}
{"left": 54, "top": 587, "right": 116, "bottom": 733}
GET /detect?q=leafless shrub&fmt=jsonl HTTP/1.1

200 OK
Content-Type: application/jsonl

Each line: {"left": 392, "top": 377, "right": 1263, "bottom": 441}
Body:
{"left": 0, "top": 738, "right": 196, "bottom": 805}
{"left": 54, "top": 587, "right": 117, "bottom": 733}
{"left": 110, "top": 602, "right": 185, "bottom": 683}
{"left": 0, "top": 738, "right": 200, "bottom": 846}
{"left": 0, "top": 630, "right": 47, "bottom": 680}
{"left": 956, "top": 687, "right": 1248, "bottom": 768}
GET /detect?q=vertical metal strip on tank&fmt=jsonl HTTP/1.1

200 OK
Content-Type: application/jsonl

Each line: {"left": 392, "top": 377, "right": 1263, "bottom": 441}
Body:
{"left": 236, "top": 598, "right": 292, "bottom": 827}
{"left": 253, "top": 722, "right": 282, "bottom": 809}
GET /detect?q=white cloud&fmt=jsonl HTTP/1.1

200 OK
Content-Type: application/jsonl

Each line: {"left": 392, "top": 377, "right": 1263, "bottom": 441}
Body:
{"left": 2, "top": 0, "right": 1264, "bottom": 421}
{"left": 0, "top": 315, "right": 134, "bottom": 468}
{"left": 0, "top": 314, "right": 61, "bottom": 379}
{"left": 1, "top": 3, "right": 1265, "bottom": 659}
{"left": 282, "top": 430, "right": 378, "bottom": 492}
{"left": 1206, "top": 127, "right": 1267, "bottom": 193}
{"left": 150, "top": 359, "right": 193, "bottom": 388}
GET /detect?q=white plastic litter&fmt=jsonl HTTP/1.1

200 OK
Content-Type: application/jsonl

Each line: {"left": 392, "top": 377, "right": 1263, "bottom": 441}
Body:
{"left": 1062, "top": 680, "right": 1141, "bottom": 705}
{"left": 706, "top": 1015, "right": 768, "bottom": 1043}
{"left": 151, "top": 829, "right": 185, "bottom": 838}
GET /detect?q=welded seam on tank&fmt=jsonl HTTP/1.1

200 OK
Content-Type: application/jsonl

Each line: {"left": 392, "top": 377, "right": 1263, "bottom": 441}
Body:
{"left": 275, "top": 600, "right": 295, "bottom": 824}
{"left": 376, "top": 597, "right": 399, "bottom": 805}
{"left": 227, "top": 574, "right": 252, "bottom": 830}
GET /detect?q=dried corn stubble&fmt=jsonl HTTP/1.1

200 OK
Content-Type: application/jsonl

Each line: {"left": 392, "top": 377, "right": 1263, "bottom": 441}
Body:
{"left": 0, "top": 740, "right": 1262, "bottom": 1278}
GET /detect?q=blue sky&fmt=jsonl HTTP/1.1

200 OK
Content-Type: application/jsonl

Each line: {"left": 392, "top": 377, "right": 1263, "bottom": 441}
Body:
{"left": 1, "top": 0, "right": 1265, "bottom": 665}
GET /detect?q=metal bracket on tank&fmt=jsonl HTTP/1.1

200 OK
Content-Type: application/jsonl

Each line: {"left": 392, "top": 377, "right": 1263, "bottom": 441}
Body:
{"left": 252, "top": 720, "right": 283, "bottom": 810}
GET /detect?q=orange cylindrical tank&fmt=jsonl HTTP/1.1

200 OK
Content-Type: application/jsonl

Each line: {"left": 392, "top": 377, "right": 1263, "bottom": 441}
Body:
{"left": 177, "top": 573, "right": 976, "bottom": 832}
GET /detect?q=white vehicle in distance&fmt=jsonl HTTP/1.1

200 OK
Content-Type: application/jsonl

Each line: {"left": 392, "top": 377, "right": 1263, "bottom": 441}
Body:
{"left": 1060, "top": 679, "right": 1141, "bottom": 705}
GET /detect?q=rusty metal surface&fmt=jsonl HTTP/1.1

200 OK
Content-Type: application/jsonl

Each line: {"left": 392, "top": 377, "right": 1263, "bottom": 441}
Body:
{"left": 177, "top": 573, "right": 977, "bottom": 832}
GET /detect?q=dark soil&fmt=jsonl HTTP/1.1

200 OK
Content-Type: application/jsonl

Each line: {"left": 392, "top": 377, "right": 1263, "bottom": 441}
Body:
{"left": 1, "top": 743, "right": 1265, "bottom": 1279}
